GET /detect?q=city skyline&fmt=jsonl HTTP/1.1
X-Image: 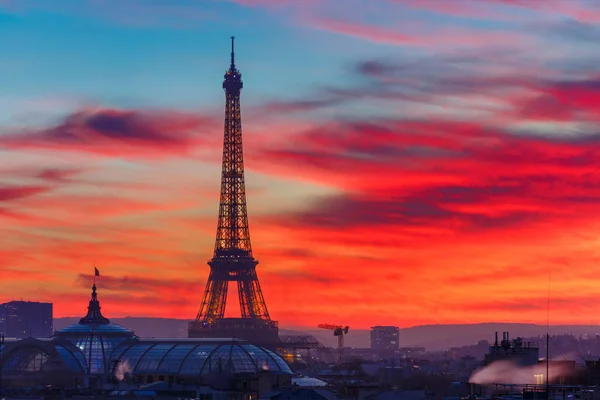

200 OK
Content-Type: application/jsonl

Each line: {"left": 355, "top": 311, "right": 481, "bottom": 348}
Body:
{"left": 2, "top": 0, "right": 600, "bottom": 328}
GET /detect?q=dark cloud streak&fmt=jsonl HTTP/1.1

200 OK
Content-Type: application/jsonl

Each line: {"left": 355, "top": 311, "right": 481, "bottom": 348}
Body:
{"left": 0, "top": 108, "right": 218, "bottom": 159}
{"left": 0, "top": 185, "right": 50, "bottom": 202}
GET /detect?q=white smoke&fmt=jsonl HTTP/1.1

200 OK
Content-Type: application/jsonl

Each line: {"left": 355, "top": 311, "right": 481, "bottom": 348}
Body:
{"left": 261, "top": 359, "right": 269, "bottom": 371}
{"left": 469, "top": 360, "right": 573, "bottom": 385}
{"left": 115, "top": 360, "right": 132, "bottom": 382}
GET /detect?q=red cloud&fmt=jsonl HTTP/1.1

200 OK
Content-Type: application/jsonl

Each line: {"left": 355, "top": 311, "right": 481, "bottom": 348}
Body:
{"left": 244, "top": 114, "right": 600, "bottom": 309}
{"left": 517, "top": 79, "right": 600, "bottom": 122}
{"left": 36, "top": 168, "right": 82, "bottom": 182}
{"left": 0, "top": 185, "right": 50, "bottom": 201}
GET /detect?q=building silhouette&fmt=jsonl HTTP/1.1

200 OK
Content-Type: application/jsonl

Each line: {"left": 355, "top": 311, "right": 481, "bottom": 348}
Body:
{"left": 188, "top": 37, "right": 279, "bottom": 349}
{"left": 0, "top": 301, "right": 53, "bottom": 338}
{"left": 370, "top": 326, "right": 400, "bottom": 352}
{"left": 483, "top": 331, "right": 539, "bottom": 366}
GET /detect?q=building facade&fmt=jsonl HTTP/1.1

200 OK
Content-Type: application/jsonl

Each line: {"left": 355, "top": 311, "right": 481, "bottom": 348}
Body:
{"left": 0, "top": 301, "right": 53, "bottom": 338}
{"left": 371, "top": 326, "right": 400, "bottom": 352}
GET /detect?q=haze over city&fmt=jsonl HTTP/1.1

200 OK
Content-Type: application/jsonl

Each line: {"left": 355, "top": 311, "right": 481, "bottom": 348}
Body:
{"left": 3, "top": 0, "right": 600, "bottom": 330}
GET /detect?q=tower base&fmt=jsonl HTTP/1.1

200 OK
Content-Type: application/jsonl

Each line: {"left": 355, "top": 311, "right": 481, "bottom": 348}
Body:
{"left": 188, "top": 318, "right": 280, "bottom": 350}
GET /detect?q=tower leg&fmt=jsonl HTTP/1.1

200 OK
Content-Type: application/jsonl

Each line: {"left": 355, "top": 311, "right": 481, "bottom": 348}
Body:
{"left": 196, "top": 272, "right": 228, "bottom": 321}
{"left": 237, "top": 269, "right": 270, "bottom": 319}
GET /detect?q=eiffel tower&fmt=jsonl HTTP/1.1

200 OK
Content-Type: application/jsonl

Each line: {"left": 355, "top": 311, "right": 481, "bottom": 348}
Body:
{"left": 188, "top": 37, "right": 279, "bottom": 349}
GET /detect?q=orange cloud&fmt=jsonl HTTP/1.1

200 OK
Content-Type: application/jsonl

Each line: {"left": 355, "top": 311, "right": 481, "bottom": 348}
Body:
{"left": 4, "top": 49, "right": 600, "bottom": 330}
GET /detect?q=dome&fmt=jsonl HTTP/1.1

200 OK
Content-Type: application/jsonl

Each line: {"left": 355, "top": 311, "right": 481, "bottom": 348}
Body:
{"left": 54, "top": 284, "right": 136, "bottom": 374}
{"left": 111, "top": 338, "right": 292, "bottom": 376}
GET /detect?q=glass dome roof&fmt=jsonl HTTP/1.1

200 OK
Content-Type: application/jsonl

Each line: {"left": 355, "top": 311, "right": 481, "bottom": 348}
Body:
{"left": 54, "top": 284, "right": 135, "bottom": 374}
{"left": 57, "top": 323, "right": 134, "bottom": 335}
{"left": 55, "top": 284, "right": 134, "bottom": 338}
{"left": 111, "top": 339, "right": 292, "bottom": 376}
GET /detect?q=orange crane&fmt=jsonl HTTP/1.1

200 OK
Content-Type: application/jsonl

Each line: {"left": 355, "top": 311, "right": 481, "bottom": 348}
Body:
{"left": 317, "top": 324, "right": 349, "bottom": 365}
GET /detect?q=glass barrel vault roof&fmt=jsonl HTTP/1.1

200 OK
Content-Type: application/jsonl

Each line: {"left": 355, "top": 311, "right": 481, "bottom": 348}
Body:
{"left": 111, "top": 340, "right": 292, "bottom": 376}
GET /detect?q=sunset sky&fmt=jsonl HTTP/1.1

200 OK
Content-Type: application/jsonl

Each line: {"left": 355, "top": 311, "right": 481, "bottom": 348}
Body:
{"left": 3, "top": 0, "right": 600, "bottom": 328}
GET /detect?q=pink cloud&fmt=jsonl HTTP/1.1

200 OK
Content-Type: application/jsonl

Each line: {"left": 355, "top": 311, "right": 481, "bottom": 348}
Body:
{"left": 399, "top": 0, "right": 513, "bottom": 20}
{"left": 305, "top": 16, "right": 530, "bottom": 48}
{"left": 402, "top": 0, "right": 600, "bottom": 23}
{"left": 490, "top": 0, "right": 600, "bottom": 22}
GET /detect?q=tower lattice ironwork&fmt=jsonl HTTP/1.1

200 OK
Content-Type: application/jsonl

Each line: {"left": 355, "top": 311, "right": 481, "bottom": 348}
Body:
{"left": 191, "top": 37, "right": 275, "bottom": 340}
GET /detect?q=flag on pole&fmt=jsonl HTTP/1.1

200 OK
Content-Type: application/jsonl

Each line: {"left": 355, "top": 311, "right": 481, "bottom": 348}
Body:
{"left": 94, "top": 267, "right": 100, "bottom": 277}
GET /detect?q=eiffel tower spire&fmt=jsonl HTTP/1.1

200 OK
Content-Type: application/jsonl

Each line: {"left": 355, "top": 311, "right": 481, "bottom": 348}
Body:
{"left": 230, "top": 35, "right": 236, "bottom": 72}
{"left": 189, "top": 37, "right": 279, "bottom": 349}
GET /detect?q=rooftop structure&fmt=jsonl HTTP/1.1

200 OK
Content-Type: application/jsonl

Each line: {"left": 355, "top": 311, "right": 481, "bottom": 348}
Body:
{"left": 484, "top": 331, "right": 539, "bottom": 366}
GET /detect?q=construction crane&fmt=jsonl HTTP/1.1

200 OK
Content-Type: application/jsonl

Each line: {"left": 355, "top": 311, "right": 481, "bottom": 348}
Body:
{"left": 317, "top": 324, "right": 349, "bottom": 365}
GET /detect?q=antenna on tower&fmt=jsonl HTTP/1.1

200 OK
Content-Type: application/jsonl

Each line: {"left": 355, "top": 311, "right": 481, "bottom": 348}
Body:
{"left": 230, "top": 36, "right": 235, "bottom": 70}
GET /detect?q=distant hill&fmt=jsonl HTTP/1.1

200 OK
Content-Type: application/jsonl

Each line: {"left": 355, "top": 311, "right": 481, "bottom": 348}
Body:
{"left": 53, "top": 318, "right": 600, "bottom": 351}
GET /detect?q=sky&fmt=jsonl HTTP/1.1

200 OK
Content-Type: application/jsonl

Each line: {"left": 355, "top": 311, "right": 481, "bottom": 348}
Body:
{"left": 3, "top": 0, "right": 600, "bottom": 329}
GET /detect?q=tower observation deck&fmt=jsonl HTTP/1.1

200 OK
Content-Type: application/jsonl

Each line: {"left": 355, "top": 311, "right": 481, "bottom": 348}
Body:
{"left": 188, "top": 37, "right": 279, "bottom": 349}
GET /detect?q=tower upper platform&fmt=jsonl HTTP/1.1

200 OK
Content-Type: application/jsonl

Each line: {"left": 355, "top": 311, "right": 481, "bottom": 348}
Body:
{"left": 223, "top": 36, "right": 243, "bottom": 95}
